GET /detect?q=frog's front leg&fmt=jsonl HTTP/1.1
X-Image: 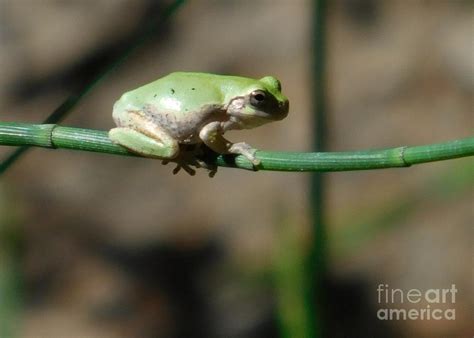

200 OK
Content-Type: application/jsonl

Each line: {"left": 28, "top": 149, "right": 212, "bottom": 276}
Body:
{"left": 199, "top": 121, "right": 261, "bottom": 166}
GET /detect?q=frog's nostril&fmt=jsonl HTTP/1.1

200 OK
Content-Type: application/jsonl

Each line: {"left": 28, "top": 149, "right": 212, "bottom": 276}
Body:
{"left": 281, "top": 100, "right": 289, "bottom": 113}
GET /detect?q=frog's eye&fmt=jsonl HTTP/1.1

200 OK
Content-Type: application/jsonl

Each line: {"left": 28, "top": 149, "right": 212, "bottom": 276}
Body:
{"left": 250, "top": 90, "right": 267, "bottom": 107}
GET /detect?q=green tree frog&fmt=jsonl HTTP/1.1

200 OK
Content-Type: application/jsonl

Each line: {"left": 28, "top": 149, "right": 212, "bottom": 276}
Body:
{"left": 109, "top": 72, "right": 289, "bottom": 176}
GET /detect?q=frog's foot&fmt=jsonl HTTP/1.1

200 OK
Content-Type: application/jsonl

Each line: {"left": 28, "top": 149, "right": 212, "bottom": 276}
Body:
{"left": 228, "top": 142, "right": 260, "bottom": 166}
{"left": 163, "top": 145, "right": 218, "bottom": 177}
{"left": 195, "top": 145, "right": 219, "bottom": 177}
{"left": 162, "top": 159, "right": 197, "bottom": 176}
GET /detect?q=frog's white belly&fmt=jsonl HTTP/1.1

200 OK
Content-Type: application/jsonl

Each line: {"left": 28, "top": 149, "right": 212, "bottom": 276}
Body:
{"left": 148, "top": 108, "right": 212, "bottom": 143}
{"left": 113, "top": 101, "right": 226, "bottom": 144}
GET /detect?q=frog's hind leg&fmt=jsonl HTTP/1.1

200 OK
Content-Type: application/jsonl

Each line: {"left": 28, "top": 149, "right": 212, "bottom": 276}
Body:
{"left": 109, "top": 111, "right": 179, "bottom": 159}
{"left": 109, "top": 127, "right": 179, "bottom": 159}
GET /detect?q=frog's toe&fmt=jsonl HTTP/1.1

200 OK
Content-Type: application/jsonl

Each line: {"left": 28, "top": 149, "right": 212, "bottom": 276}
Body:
{"left": 181, "top": 164, "right": 196, "bottom": 176}
{"left": 172, "top": 163, "right": 196, "bottom": 176}
{"left": 172, "top": 165, "right": 181, "bottom": 175}
{"left": 249, "top": 157, "right": 261, "bottom": 166}
{"left": 202, "top": 162, "right": 218, "bottom": 177}
{"left": 229, "top": 142, "right": 260, "bottom": 167}
{"left": 208, "top": 167, "right": 217, "bottom": 178}
{"left": 191, "top": 157, "right": 217, "bottom": 177}
{"left": 195, "top": 158, "right": 207, "bottom": 168}
{"left": 245, "top": 151, "right": 261, "bottom": 167}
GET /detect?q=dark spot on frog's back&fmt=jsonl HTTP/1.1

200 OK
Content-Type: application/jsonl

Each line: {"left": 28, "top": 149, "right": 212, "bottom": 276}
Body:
{"left": 171, "top": 88, "right": 175, "bottom": 94}
{"left": 153, "top": 94, "right": 157, "bottom": 98}
{"left": 191, "top": 88, "right": 195, "bottom": 91}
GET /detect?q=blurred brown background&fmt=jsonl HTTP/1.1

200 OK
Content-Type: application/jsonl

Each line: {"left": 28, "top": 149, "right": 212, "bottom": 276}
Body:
{"left": 0, "top": 1, "right": 472, "bottom": 337}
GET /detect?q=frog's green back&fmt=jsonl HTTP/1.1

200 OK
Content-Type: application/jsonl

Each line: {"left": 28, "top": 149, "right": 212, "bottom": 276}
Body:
{"left": 156, "top": 72, "right": 263, "bottom": 106}
{"left": 116, "top": 72, "right": 284, "bottom": 115}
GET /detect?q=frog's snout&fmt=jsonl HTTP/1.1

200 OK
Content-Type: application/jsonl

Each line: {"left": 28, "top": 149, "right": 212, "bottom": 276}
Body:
{"left": 276, "top": 99, "right": 289, "bottom": 120}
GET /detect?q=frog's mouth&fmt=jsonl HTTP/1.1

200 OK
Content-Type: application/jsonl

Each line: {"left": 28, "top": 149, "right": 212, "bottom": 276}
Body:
{"left": 226, "top": 96, "right": 289, "bottom": 126}
{"left": 254, "top": 99, "right": 289, "bottom": 121}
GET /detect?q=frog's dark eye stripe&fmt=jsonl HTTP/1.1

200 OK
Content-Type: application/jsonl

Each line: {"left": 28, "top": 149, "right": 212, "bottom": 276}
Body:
{"left": 249, "top": 89, "right": 282, "bottom": 116}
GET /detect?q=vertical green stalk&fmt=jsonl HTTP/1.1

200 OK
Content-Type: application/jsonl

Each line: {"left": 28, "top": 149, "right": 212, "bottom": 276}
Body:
{"left": 0, "top": 241, "right": 23, "bottom": 338}
{"left": 274, "top": 1, "right": 328, "bottom": 334}
{"left": 0, "top": 189, "right": 24, "bottom": 338}
{"left": 275, "top": 216, "right": 315, "bottom": 338}
{"left": 309, "top": 0, "right": 328, "bottom": 336}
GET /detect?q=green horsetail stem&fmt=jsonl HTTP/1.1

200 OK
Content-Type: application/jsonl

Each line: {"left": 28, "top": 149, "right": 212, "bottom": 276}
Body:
{"left": 0, "top": 122, "right": 472, "bottom": 173}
